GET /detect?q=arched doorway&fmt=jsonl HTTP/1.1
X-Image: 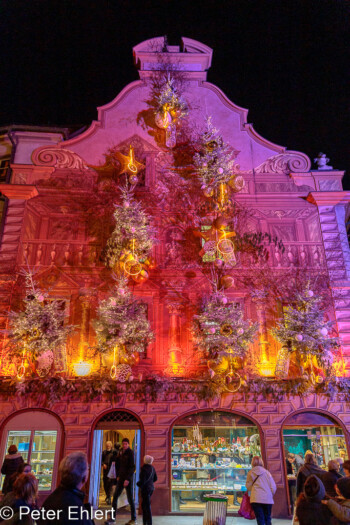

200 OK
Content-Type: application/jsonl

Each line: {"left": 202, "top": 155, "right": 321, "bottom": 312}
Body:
{"left": 89, "top": 410, "right": 142, "bottom": 509}
{"left": 282, "top": 411, "right": 349, "bottom": 514}
{"left": 170, "top": 410, "right": 262, "bottom": 513}
{"left": 0, "top": 409, "right": 63, "bottom": 495}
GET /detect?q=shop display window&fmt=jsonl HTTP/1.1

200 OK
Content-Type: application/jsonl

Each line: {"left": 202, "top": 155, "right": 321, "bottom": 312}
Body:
{"left": 283, "top": 411, "right": 348, "bottom": 514}
{"left": 283, "top": 412, "right": 347, "bottom": 470}
{"left": 0, "top": 411, "right": 61, "bottom": 494}
{"left": 171, "top": 411, "right": 261, "bottom": 512}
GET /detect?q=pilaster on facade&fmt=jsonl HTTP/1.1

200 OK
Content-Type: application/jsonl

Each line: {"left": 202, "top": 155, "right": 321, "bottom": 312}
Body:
{"left": 307, "top": 192, "right": 350, "bottom": 370}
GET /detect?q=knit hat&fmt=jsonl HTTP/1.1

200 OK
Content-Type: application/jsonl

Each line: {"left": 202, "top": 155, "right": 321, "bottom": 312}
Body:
{"left": 337, "top": 477, "right": 350, "bottom": 499}
{"left": 303, "top": 475, "right": 325, "bottom": 501}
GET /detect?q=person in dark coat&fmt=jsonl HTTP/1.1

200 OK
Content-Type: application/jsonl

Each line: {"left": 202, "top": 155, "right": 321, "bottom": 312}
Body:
{"left": 0, "top": 473, "right": 38, "bottom": 525}
{"left": 321, "top": 459, "right": 342, "bottom": 497}
{"left": 137, "top": 455, "right": 157, "bottom": 525}
{"left": 295, "top": 474, "right": 332, "bottom": 525}
{"left": 296, "top": 453, "right": 325, "bottom": 496}
{"left": 7, "top": 463, "right": 32, "bottom": 495}
{"left": 102, "top": 441, "right": 113, "bottom": 504}
{"left": 39, "top": 452, "right": 94, "bottom": 525}
{"left": 323, "top": 476, "right": 350, "bottom": 524}
{"left": 343, "top": 460, "right": 350, "bottom": 477}
{"left": 1, "top": 445, "right": 24, "bottom": 495}
{"left": 106, "top": 438, "right": 136, "bottom": 525}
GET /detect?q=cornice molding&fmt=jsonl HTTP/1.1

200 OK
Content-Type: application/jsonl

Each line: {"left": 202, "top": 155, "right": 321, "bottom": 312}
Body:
{"left": 307, "top": 192, "right": 350, "bottom": 206}
{"left": 0, "top": 184, "right": 38, "bottom": 200}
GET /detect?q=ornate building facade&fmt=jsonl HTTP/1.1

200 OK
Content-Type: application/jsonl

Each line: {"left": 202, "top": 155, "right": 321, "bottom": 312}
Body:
{"left": 0, "top": 37, "right": 349, "bottom": 517}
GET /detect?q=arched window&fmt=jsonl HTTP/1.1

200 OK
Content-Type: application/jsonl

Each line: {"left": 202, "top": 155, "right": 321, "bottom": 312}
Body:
{"left": 0, "top": 410, "right": 63, "bottom": 494}
{"left": 171, "top": 410, "right": 261, "bottom": 512}
{"left": 283, "top": 411, "right": 348, "bottom": 515}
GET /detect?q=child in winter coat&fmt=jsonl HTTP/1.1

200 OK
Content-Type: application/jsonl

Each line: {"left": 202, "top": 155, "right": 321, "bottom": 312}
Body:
{"left": 137, "top": 455, "right": 157, "bottom": 525}
{"left": 322, "top": 476, "right": 350, "bottom": 524}
{"left": 295, "top": 475, "right": 332, "bottom": 525}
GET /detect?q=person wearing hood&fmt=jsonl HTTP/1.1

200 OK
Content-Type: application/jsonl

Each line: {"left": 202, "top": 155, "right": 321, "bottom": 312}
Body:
{"left": 295, "top": 474, "right": 332, "bottom": 525}
{"left": 296, "top": 453, "right": 324, "bottom": 496}
{"left": 321, "top": 459, "right": 342, "bottom": 497}
{"left": 245, "top": 456, "right": 276, "bottom": 525}
{"left": 322, "top": 476, "right": 350, "bottom": 524}
{"left": 1, "top": 445, "right": 24, "bottom": 495}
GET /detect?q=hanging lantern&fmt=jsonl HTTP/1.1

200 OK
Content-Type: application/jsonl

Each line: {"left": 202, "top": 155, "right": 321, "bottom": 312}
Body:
{"left": 73, "top": 361, "right": 92, "bottom": 377}
{"left": 275, "top": 346, "right": 291, "bottom": 379}
{"left": 166, "top": 123, "right": 177, "bottom": 148}
{"left": 224, "top": 370, "right": 242, "bottom": 392}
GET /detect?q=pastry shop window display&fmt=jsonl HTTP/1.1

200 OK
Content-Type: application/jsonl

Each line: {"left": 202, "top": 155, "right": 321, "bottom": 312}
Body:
{"left": 0, "top": 411, "right": 62, "bottom": 494}
{"left": 283, "top": 411, "right": 348, "bottom": 513}
{"left": 171, "top": 411, "right": 261, "bottom": 512}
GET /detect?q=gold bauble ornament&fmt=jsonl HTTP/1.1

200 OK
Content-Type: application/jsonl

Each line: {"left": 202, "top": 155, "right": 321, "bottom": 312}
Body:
{"left": 220, "top": 275, "right": 235, "bottom": 289}
{"left": 315, "top": 374, "right": 324, "bottom": 384}
{"left": 129, "top": 174, "right": 139, "bottom": 185}
{"left": 203, "top": 186, "right": 214, "bottom": 198}
{"left": 220, "top": 323, "right": 233, "bottom": 336}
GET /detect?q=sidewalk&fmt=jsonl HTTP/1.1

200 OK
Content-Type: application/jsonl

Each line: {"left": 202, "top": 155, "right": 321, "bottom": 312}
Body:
{"left": 95, "top": 512, "right": 291, "bottom": 524}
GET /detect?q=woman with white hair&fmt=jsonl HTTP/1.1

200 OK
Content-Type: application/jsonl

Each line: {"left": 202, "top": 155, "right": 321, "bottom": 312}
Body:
{"left": 137, "top": 455, "right": 157, "bottom": 525}
{"left": 245, "top": 456, "right": 276, "bottom": 525}
{"left": 321, "top": 459, "right": 342, "bottom": 497}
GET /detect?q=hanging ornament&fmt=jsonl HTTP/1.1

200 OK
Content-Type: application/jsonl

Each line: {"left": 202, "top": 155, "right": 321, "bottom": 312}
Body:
{"left": 209, "top": 369, "right": 215, "bottom": 378}
{"left": 165, "top": 122, "right": 177, "bottom": 148}
{"left": 224, "top": 370, "right": 242, "bottom": 392}
{"left": 220, "top": 323, "right": 233, "bottom": 336}
{"left": 229, "top": 174, "right": 245, "bottom": 192}
{"left": 319, "top": 327, "right": 328, "bottom": 336}
{"left": 155, "top": 110, "right": 172, "bottom": 129}
{"left": 203, "top": 186, "right": 214, "bottom": 198}
{"left": 129, "top": 174, "right": 139, "bottom": 185}
{"left": 274, "top": 346, "right": 291, "bottom": 379}
{"left": 295, "top": 333, "right": 304, "bottom": 342}
{"left": 209, "top": 326, "right": 216, "bottom": 334}
{"left": 114, "top": 364, "right": 133, "bottom": 383}
{"left": 306, "top": 290, "right": 314, "bottom": 297}
{"left": 214, "top": 258, "right": 224, "bottom": 268}
{"left": 16, "top": 350, "right": 27, "bottom": 380}
{"left": 219, "top": 275, "right": 235, "bottom": 289}
{"left": 36, "top": 349, "right": 54, "bottom": 377}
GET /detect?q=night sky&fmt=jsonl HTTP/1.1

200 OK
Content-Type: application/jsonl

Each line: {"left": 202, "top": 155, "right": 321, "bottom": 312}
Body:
{"left": 1, "top": 0, "right": 349, "bottom": 184}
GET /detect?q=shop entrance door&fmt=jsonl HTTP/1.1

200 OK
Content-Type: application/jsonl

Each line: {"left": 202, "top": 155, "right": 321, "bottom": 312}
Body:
{"left": 89, "top": 411, "right": 141, "bottom": 509}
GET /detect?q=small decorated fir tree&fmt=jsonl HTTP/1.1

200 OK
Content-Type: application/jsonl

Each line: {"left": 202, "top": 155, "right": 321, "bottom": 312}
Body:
{"left": 105, "top": 187, "right": 155, "bottom": 270}
{"left": 193, "top": 291, "right": 258, "bottom": 365}
{"left": 7, "top": 270, "right": 73, "bottom": 375}
{"left": 271, "top": 284, "right": 339, "bottom": 374}
{"left": 94, "top": 276, "right": 153, "bottom": 355}
{"left": 194, "top": 117, "right": 235, "bottom": 195}
{"left": 155, "top": 74, "right": 188, "bottom": 121}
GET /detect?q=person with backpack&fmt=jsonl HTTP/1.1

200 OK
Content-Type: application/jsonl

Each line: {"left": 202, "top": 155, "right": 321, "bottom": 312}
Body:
{"left": 137, "top": 455, "right": 157, "bottom": 525}
{"left": 245, "top": 456, "right": 276, "bottom": 525}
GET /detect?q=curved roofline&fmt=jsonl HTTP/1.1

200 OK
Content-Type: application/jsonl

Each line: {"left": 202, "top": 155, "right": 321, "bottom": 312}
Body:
{"left": 58, "top": 80, "right": 144, "bottom": 148}
{"left": 202, "top": 81, "right": 285, "bottom": 153}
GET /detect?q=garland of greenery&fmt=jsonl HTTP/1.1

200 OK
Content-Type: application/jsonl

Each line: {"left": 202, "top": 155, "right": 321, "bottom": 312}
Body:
{"left": 1, "top": 375, "right": 349, "bottom": 406}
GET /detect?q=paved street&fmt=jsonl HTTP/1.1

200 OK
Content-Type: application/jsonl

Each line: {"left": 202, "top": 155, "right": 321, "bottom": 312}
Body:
{"left": 95, "top": 512, "right": 291, "bottom": 524}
